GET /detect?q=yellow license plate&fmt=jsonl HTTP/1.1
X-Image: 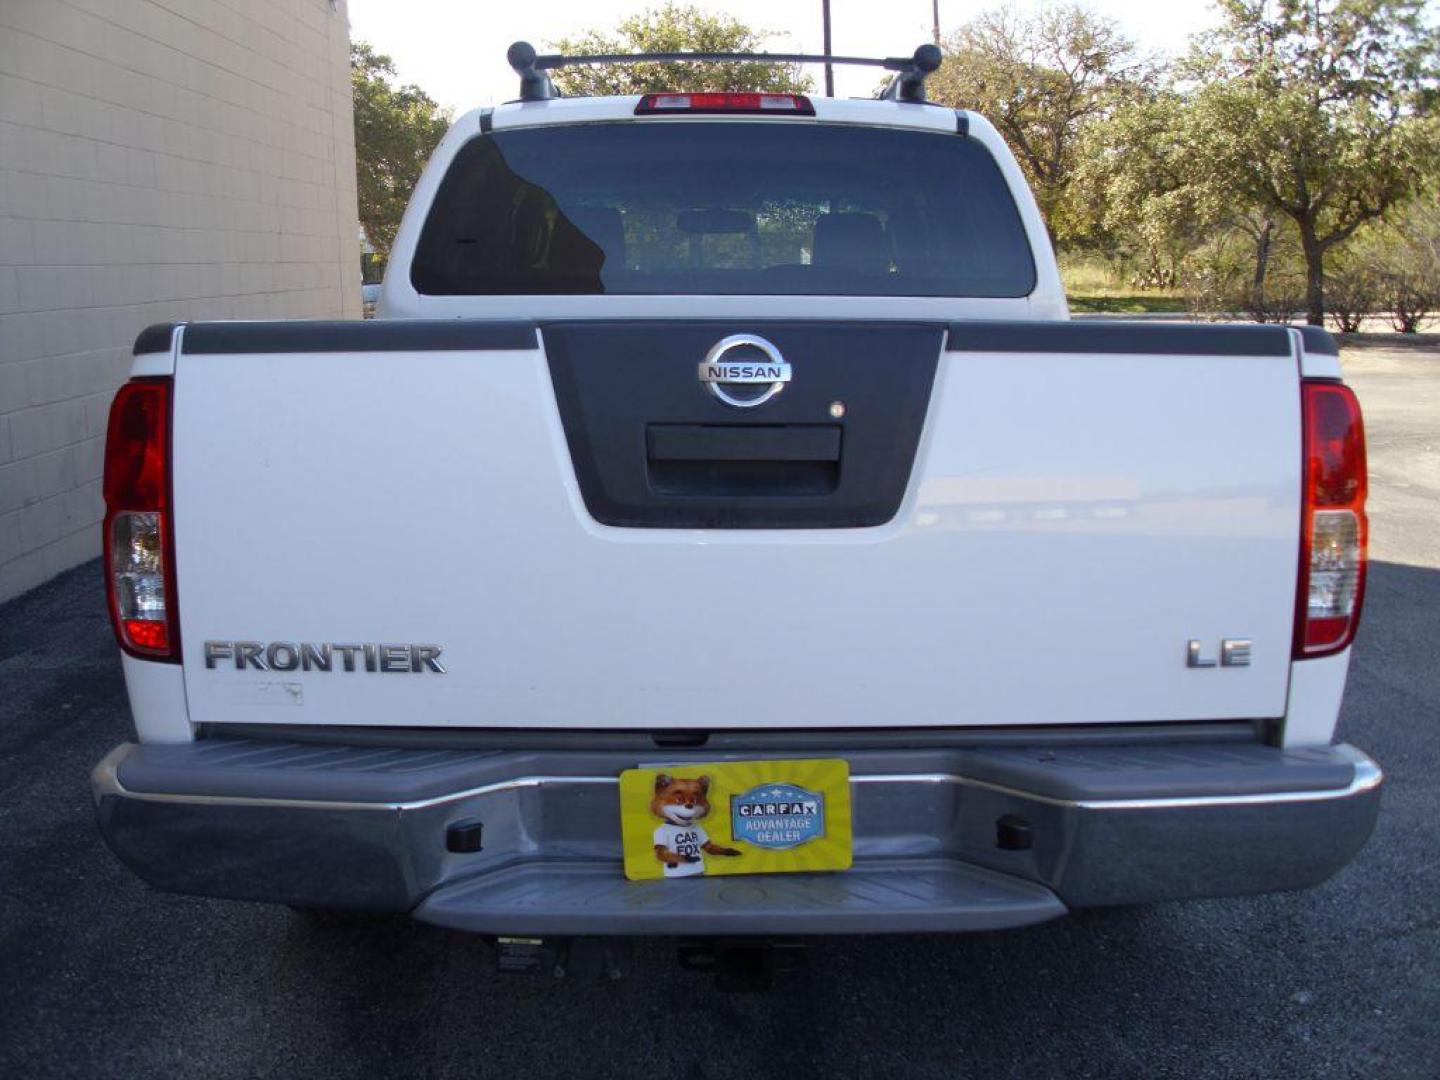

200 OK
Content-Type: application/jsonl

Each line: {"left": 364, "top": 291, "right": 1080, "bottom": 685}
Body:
{"left": 618, "top": 758, "right": 852, "bottom": 881}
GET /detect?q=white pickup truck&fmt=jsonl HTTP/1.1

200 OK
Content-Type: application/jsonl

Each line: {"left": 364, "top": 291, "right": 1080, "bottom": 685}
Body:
{"left": 93, "top": 44, "right": 1379, "bottom": 947}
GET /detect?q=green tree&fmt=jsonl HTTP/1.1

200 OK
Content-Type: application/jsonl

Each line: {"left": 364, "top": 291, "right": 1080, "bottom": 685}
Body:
{"left": 1358, "top": 195, "right": 1440, "bottom": 331}
{"left": 1079, "top": 89, "right": 1297, "bottom": 315}
{"left": 547, "top": 4, "right": 811, "bottom": 97}
{"left": 928, "top": 4, "right": 1151, "bottom": 247}
{"left": 1181, "top": 0, "right": 1440, "bottom": 325}
{"left": 1327, "top": 196, "right": 1440, "bottom": 333}
{"left": 352, "top": 42, "right": 451, "bottom": 258}
{"left": 1074, "top": 91, "right": 1205, "bottom": 288}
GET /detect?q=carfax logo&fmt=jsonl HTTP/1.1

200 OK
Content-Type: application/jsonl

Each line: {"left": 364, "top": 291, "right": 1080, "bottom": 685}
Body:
{"left": 731, "top": 783, "right": 825, "bottom": 850}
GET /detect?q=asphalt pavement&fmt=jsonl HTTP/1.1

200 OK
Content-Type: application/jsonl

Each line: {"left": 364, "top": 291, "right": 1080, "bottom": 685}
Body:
{"left": 0, "top": 340, "right": 1436, "bottom": 1079}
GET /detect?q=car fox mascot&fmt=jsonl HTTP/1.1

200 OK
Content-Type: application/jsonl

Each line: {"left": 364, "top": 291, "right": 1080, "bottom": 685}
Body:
{"left": 650, "top": 774, "right": 742, "bottom": 877}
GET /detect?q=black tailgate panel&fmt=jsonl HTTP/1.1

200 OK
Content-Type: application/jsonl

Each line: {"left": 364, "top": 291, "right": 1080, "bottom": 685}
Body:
{"left": 542, "top": 320, "right": 942, "bottom": 528}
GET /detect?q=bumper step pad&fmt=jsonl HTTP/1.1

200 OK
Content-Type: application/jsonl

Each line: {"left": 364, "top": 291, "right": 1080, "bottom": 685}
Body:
{"left": 414, "top": 858, "right": 1066, "bottom": 936}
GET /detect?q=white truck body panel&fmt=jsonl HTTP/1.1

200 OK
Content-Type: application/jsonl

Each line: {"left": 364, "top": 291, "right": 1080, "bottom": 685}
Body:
{"left": 171, "top": 334, "right": 1301, "bottom": 731}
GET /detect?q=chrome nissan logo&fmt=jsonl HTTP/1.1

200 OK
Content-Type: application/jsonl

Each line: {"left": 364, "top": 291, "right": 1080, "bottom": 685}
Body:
{"left": 697, "top": 334, "right": 792, "bottom": 408}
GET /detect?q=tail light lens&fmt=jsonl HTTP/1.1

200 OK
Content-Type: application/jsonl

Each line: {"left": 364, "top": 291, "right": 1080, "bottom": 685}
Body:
{"left": 103, "top": 378, "right": 179, "bottom": 661}
{"left": 1294, "top": 381, "right": 1367, "bottom": 658}
{"left": 636, "top": 92, "right": 815, "bottom": 115}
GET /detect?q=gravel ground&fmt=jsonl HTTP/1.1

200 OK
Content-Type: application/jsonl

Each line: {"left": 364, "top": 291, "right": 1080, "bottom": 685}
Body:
{"left": 0, "top": 343, "right": 1435, "bottom": 1079}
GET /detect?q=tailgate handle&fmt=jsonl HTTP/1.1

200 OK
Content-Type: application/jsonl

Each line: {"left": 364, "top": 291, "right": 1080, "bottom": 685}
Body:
{"left": 645, "top": 424, "right": 842, "bottom": 498}
{"left": 646, "top": 425, "right": 841, "bottom": 463}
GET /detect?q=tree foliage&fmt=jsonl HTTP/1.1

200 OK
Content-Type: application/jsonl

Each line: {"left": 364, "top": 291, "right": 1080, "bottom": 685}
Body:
{"left": 1337, "top": 195, "right": 1440, "bottom": 332}
{"left": 547, "top": 4, "right": 811, "bottom": 97}
{"left": 352, "top": 42, "right": 451, "bottom": 258}
{"left": 1078, "top": 89, "right": 1305, "bottom": 317}
{"left": 1177, "top": 0, "right": 1440, "bottom": 324}
{"left": 929, "top": 5, "right": 1151, "bottom": 246}
{"left": 1074, "top": 91, "right": 1209, "bottom": 287}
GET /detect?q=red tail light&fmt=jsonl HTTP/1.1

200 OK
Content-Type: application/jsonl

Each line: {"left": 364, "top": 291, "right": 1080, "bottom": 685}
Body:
{"left": 103, "top": 378, "right": 180, "bottom": 661}
{"left": 636, "top": 92, "right": 815, "bottom": 116}
{"left": 1294, "top": 381, "right": 1367, "bottom": 658}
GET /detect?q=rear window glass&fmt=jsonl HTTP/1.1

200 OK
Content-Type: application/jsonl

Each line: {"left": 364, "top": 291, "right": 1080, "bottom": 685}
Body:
{"left": 411, "top": 121, "right": 1036, "bottom": 298}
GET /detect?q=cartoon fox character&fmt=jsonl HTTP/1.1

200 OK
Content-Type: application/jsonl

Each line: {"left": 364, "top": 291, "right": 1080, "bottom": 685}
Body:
{"left": 651, "top": 774, "right": 741, "bottom": 877}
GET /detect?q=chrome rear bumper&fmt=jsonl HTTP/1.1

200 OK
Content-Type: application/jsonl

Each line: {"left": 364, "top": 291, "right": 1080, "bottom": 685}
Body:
{"left": 92, "top": 737, "right": 1381, "bottom": 935}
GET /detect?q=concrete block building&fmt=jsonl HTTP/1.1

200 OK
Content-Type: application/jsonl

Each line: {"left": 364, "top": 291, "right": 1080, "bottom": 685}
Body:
{"left": 0, "top": 0, "right": 362, "bottom": 601}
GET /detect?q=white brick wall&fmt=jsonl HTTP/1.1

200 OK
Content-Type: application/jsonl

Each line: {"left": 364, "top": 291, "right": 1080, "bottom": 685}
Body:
{"left": 0, "top": 0, "right": 362, "bottom": 600}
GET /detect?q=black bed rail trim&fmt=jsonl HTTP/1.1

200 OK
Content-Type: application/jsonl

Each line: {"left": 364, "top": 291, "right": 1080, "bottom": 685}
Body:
{"left": 181, "top": 320, "right": 538, "bottom": 354}
{"left": 947, "top": 320, "right": 1294, "bottom": 356}
{"left": 133, "top": 322, "right": 180, "bottom": 355}
{"left": 1298, "top": 324, "right": 1340, "bottom": 355}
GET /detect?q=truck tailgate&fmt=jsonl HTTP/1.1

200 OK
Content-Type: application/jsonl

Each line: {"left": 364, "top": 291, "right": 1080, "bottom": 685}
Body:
{"left": 171, "top": 319, "right": 1302, "bottom": 731}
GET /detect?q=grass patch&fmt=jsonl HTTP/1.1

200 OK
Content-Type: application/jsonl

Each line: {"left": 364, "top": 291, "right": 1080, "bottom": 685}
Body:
{"left": 1058, "top": 256, "right": 1120, "bottom": 294}
{"left": 1059, "top": 256, "right": 1187, "bottom": 313}
{"left": 1068, "top": 294, "right": 1188, "bottom": 314}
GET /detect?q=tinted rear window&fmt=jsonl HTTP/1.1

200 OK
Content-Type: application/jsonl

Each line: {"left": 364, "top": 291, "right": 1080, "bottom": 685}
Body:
{"left": 411, "top": 121, "right": 1036, "bottom": 298}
